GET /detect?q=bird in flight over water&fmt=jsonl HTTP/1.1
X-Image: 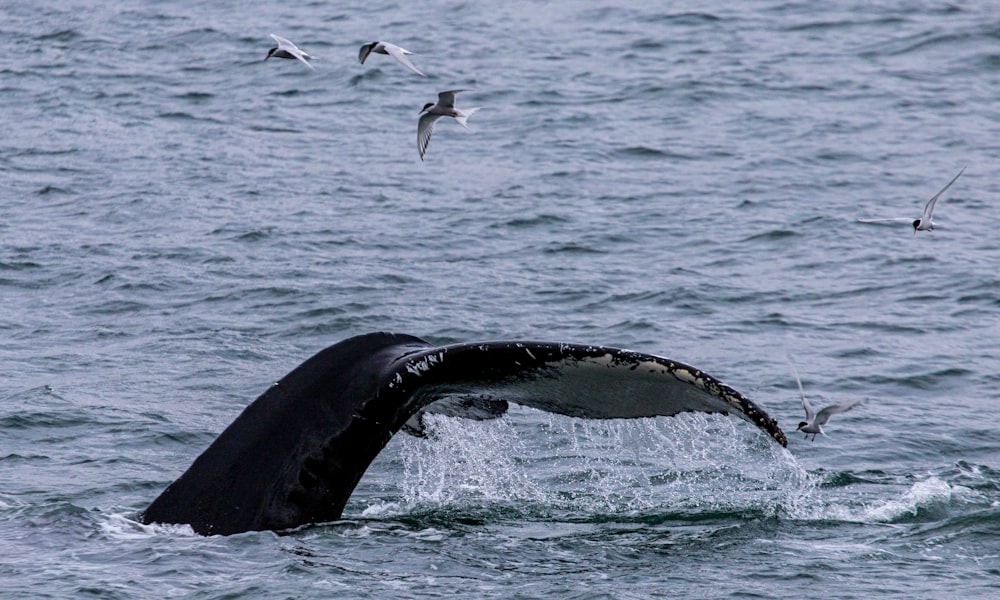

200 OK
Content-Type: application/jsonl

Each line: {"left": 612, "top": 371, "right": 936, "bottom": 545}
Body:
{"left": 265, "top": 34, "right": 316, "bottom": 71}
{"left": 858, "top": 167, "right": 966, "bottom": 235}
{"left": 358, "top": 41, "right": 426, "bottom": 76}
{"left": 792, "top": 365, "right": 863, "bottom": 442}
{"left": 417, "top": 90, "right": 481, "bottom": 161}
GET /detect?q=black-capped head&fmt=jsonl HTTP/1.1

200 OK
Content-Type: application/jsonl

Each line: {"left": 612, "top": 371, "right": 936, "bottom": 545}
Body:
{"left": 912, "top": 219, "right": 921, "bottom": 230}
{"left": 265, "top": 47, "right": 278, "bottom": 60}
{"left": 419, "top": 102, "right": 434, "bottom": 114}
{"left": 796, "top": 421, "right": 808, "bottom": 431}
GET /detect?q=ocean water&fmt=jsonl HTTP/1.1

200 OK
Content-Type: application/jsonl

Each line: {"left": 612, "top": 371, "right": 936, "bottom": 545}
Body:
{"left": 2, "top": 0, "right": 1000, "bottom": 597}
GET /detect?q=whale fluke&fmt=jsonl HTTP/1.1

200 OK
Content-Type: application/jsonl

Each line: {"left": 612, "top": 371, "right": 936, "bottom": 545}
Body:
{"left": 141, "top": 332, "right": 787, "bottom": 535}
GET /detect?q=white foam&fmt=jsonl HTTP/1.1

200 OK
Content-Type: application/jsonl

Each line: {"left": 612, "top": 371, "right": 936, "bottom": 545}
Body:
{"left": 359, "top": 501, "right": 406, "bottom": 518}
{"left": 862, "top": 477, "right": 956, "bottom": 523}
{"left": 98, "top": 512, "right": 198, "bottom": 539}
{"left": 784, "top": 475, "right": 968, "bottom": 524}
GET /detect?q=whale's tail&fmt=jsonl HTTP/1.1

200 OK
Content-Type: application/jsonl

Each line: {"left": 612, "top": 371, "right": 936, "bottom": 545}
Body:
{"left": 141, "top": 332, "right": 786, "bottom": 535}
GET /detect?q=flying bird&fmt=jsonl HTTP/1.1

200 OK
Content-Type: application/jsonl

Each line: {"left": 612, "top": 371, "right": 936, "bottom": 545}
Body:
{"left": 792, "top": 366, "right": 862, "bottom": 441}
{"left": 858, "top": 167, "right": 966, "bottom": 234}
{"left": 417, "top": 90, "right": 481, "bottom": 161}
{"left": 358, "top": 41, "right": 426, "bottom": 76}
{"left": 265, "top": 34, "right": 316, "bottom": 71}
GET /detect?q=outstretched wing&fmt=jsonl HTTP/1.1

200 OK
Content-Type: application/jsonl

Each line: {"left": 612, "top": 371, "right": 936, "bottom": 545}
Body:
{"left": 142, "top": 332, "right": 787, "bottom": 535}
{"left": 857, "top": 217, "right": 913, "bottom": 223}
{"left": 270, "top": 33, "right": 293, "bottom": 48}
{"left": 417, "top": 112, "right": 442, "bottom": 160}
{"left": 814, "top": 399, "right": 863, "bottom": 426}
{"left": 921, "top": 166, "right": 966, "bottom": 223}
{"left": 383, "top": 43, "right": 426, "bottom": 76}
{"left": 437, "top": 89, "right": 467, "bottom": 109}
{"left": 358, "top": 42, "right": 376, "bottom": 64}
{"left": 790, "top": 362, "right": 814, "bottom": 421}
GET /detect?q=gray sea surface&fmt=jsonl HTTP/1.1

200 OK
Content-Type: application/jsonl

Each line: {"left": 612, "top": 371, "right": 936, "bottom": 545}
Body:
{"left": 2, "top": 0, "right": 1000, "bottom": 598}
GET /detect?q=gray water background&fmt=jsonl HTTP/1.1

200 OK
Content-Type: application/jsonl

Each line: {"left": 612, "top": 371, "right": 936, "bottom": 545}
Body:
{"left": 2, "top": 1, "right": 1000, "bottom": 597}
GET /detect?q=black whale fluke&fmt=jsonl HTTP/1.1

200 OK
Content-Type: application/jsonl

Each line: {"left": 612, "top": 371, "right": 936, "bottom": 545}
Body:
{"left": 141, "top": 332, "right": 787, "bottom": 535}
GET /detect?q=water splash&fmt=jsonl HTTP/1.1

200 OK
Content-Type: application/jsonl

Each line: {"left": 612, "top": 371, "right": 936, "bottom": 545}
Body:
{"left": 395, "top": 409, "right": 811, "bottom": 519}
{"left": 399, "top": 412, "right": 547, "bottom": 506}
{"left": 388, "top": 416, "right": 988, "bottom": 530}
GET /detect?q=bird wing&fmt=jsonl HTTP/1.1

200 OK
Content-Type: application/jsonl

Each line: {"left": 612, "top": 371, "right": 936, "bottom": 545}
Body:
{"left": 856, "top": 217, "right": 913, "bottom": 223}
{"left": 358, "top": 42, "right": 376, "bottom": 64}
{"left": 383, "top": 43, "right": 426, "bottom": 76}
{"left": 814, "top": 399, "right": 862, "bottom": 426}
{"left": 294, "top": 51, "right": 316, "bottom": 71}
{"left": 418, "top": 112, "right": 443, "bottom": 161}
{"left": 437, "top": 89, "right": 467, "bottom": 109}
{"left": 921, "top": 166, "right": 966, "bottom": 223}
{"left": 270, "top": 34, "right": 315, "bottom": 71}
{"left": 792, "top": 363, "right": 814, "bottom": 421}
{"left": 795, "top": 375, "right": 816, "bottom": 422}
